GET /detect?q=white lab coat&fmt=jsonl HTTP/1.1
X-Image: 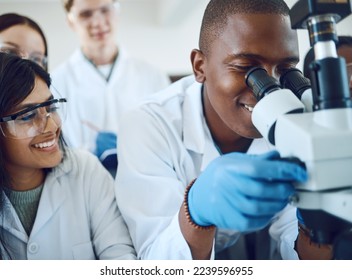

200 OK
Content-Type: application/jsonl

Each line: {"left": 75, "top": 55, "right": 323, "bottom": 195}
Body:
{"left": 0, "top": 149, "right": 136, "bottom": 260}
{"left": 51, "top": 48, "right": 170, "bottom": 152}
{"left": 116, "top": 75, "right": 299, "bottom": 260}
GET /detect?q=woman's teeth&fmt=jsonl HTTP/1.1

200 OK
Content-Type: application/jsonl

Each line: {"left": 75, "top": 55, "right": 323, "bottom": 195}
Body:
{"left": 244, "top": 104, "right": 254, "bottom": 112}
{"left": 34, "top": 139, "right": 56, "bottom": 149}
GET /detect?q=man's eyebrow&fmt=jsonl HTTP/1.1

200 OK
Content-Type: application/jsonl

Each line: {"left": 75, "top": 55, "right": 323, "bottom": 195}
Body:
{"left": 228, "top": 53, "right": 300, "bottom": 63}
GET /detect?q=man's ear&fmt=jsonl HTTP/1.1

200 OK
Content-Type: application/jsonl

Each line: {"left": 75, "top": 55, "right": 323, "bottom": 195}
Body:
{"left": 191, "top": 49, "right": 206, "bottom": 83}
{"left": 66, "top": 14, "right": 75, "bottom": 30}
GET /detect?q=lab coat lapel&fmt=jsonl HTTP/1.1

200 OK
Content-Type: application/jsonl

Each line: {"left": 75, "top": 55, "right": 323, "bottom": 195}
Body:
{"left": 29, "top": 156, "right": 71, "bottom": 237}
{"left": 182, "top": 81, "right": 221, "bottom": 172}
{"left": 0, "top": 193, "right": 28, "bottom": 242}
{"left": 29, "top": 176, "right": 66, "bottom": 237}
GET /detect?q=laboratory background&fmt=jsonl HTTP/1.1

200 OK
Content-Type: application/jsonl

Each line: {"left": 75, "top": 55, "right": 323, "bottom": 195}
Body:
{"left": 1, "top": 0, "right": 351, "bottom": 79}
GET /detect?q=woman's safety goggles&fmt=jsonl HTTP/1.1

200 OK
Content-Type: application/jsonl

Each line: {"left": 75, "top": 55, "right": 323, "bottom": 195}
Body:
{"left": 0, "top": 98, "right": 67, "bottom": 139}
{"left": 0, "top": 43, "right": 48, "bottom": 70}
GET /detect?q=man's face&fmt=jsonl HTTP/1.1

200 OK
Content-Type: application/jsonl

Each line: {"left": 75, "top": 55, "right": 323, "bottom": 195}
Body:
{"left": 196, "top": 13, "right": 299, "bottom": 140}
{"left": 67, "top": 0, "right": 118, "bottom": 49}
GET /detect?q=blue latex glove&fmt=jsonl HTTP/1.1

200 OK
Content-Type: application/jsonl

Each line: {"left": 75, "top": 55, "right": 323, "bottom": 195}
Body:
{"left": 188, "top": 150, "right": 307, "bottom": 232}
{"left": 94, "top": 131, "right": 118, "bottom": 170}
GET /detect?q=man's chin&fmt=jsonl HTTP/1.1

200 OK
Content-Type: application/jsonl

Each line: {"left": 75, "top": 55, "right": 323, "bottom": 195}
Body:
{"left": 91, "top": 33, "right": 113, "bottom": 43}
{"left": 242, "top": 129, "right": 262, "bottom": 140}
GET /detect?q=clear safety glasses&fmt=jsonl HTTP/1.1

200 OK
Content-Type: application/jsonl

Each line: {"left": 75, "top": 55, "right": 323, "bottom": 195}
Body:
{"left": 0, "top": 98, "right": 67, "bottom": 139}
{"left": 68, "top": 1, "right": 120, "bottom": 24}
{"left": 0, "top": 43, "right": 48, "bottom": 70}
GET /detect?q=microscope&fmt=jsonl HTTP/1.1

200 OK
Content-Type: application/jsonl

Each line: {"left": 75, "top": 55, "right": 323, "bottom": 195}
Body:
{"left": 245, "top": 0, "right": 352, "bottom": 259}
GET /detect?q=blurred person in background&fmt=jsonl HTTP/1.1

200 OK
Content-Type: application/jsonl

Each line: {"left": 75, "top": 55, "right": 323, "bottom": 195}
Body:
{"left": 0, "top": 13, "right": 48, "bottom": 71}
{"left": 51, "top": 0, "right": 170, "bottom": 176}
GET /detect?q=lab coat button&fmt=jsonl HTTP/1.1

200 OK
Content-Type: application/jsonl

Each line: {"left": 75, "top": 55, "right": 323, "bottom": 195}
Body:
{"left": 28, "top": 242, "right": 39, "bottom": 254}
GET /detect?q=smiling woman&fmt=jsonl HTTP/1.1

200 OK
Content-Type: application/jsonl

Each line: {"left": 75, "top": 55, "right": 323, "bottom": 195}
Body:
{"left": 0, "top": 53, "right": 136, "bottom": 260}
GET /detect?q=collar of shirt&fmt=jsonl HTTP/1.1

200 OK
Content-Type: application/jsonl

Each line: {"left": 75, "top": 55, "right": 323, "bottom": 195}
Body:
{"left": 72, "top": 47, "right": 126, "bottom": 82}
{"left": 181, "top": 79, "right": 223, "bottom": 171}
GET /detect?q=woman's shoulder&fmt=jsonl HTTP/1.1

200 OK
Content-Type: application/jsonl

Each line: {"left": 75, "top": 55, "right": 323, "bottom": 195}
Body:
{"left": 58, "top": 148, "right": 103, "bottom": 175}
{"left": 50, "top": 148, "right": 113, "bottom": 191}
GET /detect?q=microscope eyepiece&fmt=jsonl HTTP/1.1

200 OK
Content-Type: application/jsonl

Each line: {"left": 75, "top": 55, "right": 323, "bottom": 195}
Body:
{"left": 280, "top": 68, "right": 311, "bottom": 99}
{"left": 245, "top": 67, "right": 281, "bottom": 100}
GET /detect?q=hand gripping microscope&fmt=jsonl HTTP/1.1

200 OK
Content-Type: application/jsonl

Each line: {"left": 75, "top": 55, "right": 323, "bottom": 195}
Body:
{"left": 245, "top": 0, "right": 352, "bottom": 259}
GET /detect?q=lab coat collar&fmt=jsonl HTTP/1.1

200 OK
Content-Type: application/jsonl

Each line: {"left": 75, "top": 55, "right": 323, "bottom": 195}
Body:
{"left": 0, "top": 177, "right": 66, "bottom": 241}
{"left": 0, "top": 149, "right": 75, "bottom": 239}
{"left": 29, "top": 151, "right": 75, "bottom": 237}
{"left": 182, "top": 78, "right": 208, "bottom": 154}
{"left": 0, "top": 194, "right": 28, "bottom": 242}
{"left": 73, "top": 47, "right": 128, "bottom": 65}
{"left": 182, "top": 78, "right": 221, "bottom": 171}
{"left": 71, "top": 47, "right": 128, "bottom": 84}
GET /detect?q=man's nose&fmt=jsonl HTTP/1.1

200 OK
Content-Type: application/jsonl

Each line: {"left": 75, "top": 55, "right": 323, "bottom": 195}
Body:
{"left": 264, "top": 67, "right": 280, "bottom": 81}
{"left": 90, "top": 10, "right": 105, "bottom": 26}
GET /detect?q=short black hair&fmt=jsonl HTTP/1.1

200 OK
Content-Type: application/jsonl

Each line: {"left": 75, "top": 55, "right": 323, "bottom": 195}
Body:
{"left": 199, "top": 0, "right": 290, "bottom": 55}
{"left": 62, "top": 0, "right": 74, "bottom": 12}
{"left": 303, "top": 35, "right": 352, "bottom": 79}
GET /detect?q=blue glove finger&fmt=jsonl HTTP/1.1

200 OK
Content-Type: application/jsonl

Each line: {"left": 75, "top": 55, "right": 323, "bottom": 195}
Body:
{"left": 222, "top": 172, "right": 295, "bottom": 200}
{"left": 192, "top": 191, "right": 279, "bottom": 231}
{"left": 94, "top": 131, "right": 117, "bottom": 159}
{"left": 220, "top": 152, "right": 307, "bottom": 182}
{"left": 224, "top": 188, "right": 290, "bottom": 217}
{"left": 210, "top": 205, "right": 274, "bottom": 232}
{"left": 190, "top": 175, "right": 292, "bottom": 227}
{"left": 255, "top": 150, "right": 281, "bottom": 160}
{"left": 188, "top": 151, "right": 308, "bottom": 231}
{"left": 225, "top": 150, "right": 280, "bottom": 160}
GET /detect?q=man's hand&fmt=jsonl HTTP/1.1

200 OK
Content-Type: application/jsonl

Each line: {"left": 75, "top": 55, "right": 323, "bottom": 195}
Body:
{"left": 188, "top": 150, "right": 307, "bottom": 231}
